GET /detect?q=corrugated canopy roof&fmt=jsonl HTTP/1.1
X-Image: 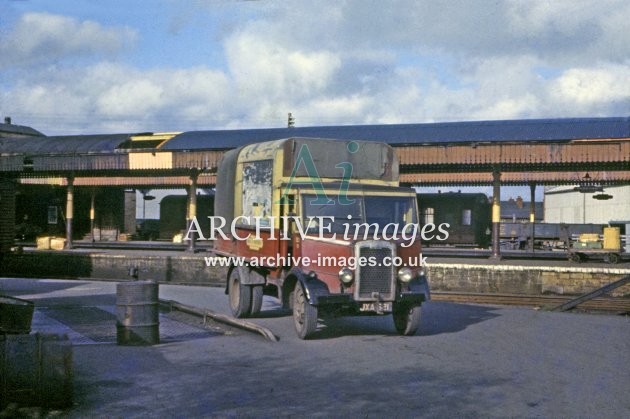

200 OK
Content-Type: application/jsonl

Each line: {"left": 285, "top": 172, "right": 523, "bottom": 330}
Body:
{"left": 162, "top": 117, "right": 630, "bottom": 151}
{"left": 0, "top": 134, "right": 131, "bottom": 154}
{"left": 0, "top": 122, "right": 44, "bottom": 137}
{"left": 1, "top": 117, "right": 628, "bottom": 156}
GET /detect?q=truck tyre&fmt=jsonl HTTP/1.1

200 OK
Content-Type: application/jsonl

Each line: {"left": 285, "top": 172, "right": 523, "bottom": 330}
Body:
{"left": 228, "top": 269, "right": 251, "bottom": 318}
{"left": 250, "top": 285, "right": 263, "bottom": 316}
{"left": 393, "top": 303, "right": 422, "bottom": 336}
{"left": 293, "top": 283, "right": 318, "bottom": 339}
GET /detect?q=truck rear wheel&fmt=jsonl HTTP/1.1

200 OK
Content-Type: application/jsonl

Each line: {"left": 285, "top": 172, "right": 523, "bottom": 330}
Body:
{"left": 293, "top": 283, "right": 317, "bottom": 339}
{"left": 393, "top": 303, "right": 422, "bottom": 336}
{"left": 250, "top": 285, "right": 263, "bottom": 316}
{"left": 229, "top": 269, "right": 251, "bottom": 318}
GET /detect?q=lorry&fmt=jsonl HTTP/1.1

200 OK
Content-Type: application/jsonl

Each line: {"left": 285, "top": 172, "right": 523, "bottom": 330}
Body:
{"left": 212, "top": 137, "right": 430, "bottom": 339}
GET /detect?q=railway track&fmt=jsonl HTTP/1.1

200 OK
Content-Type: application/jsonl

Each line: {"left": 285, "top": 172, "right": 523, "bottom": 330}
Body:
{"left": 431, "top": 292, "right": 630, "bottom": 312}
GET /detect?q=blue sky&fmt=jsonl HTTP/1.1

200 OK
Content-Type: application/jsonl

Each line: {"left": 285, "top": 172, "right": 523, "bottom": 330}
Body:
{"left": 2, "top": 0, "right": 628, "bottom": 207}
{"left": 2, "top": 0, "right": 628, "bottom": 137}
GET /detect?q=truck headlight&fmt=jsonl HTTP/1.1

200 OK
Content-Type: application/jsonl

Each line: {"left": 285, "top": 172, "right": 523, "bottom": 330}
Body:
{"left": 338, "top": 267, "right": 354, "bottom": 285}
{"left": 397, "top": 267, "right": 413, "bottom": 283}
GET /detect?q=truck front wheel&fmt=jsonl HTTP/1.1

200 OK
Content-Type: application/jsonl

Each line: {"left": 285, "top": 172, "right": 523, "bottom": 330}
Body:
{"left": 229, "top": 269, "right": 251, "bottom": 318}
{"left": 393, "top": 303, "right": 422, "bottom": 336}
{"left": 293, "top": 283, "right": 318, "bottom": 339}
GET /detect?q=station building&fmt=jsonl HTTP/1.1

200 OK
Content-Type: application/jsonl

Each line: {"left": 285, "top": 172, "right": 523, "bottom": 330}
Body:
{"left": 544, "top": 185, "right": 630, "bottom": 225}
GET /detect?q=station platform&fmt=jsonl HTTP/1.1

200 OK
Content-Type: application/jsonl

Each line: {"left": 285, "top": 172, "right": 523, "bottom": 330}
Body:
{"left": 2, "top": 242, "right": 629, "bottom": 298}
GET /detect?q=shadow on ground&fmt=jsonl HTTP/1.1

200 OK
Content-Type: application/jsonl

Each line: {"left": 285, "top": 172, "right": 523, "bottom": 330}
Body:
{"left": 0, "top": 278, "right": 90, "bottom": 299}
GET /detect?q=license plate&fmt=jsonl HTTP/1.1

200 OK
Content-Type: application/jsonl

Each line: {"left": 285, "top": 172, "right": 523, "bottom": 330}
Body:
{"left": 359, "top": 302, "right": 392, "bottom": 313}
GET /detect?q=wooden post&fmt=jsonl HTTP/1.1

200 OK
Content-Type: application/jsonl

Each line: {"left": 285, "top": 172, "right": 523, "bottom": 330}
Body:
{"left": 529, "top": 183, "right": 536, "bottom": 252}
{"left": 490, "top": 169, "right": 501, "bottom": 260}
{"left": 187, "top": 172, "right": 198, "bottom": 252}
{"left": 90, "top": 190, "right": 96, "bottom": 243}
{"left": 65, "top": 177, "right": 74, "bottom": 249}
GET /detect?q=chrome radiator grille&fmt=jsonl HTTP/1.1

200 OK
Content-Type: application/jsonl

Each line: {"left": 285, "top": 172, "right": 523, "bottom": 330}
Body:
{"left": 355, "top": 242, "right": 395, "bottom": 301}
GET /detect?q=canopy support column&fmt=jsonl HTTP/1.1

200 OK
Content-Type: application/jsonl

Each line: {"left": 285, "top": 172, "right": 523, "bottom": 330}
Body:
{"left": 90, "top": 190, "right": 96, "bottom": 243}
{"left": 490, "top": 169, "right": 501, "bottom": 260}
{"left": 187, "top": 172, "right": 198, "bottom": 252}
{"left": 65, "top": 176, "right": 74, "bottom": 249}
{"left": 529, "top": 183, "right": 536, "bottom": 252}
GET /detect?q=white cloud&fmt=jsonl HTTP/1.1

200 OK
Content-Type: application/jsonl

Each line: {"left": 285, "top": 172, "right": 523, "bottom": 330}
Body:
{"left": 550, "top": 64, "right": 630, "bottom": 107}
{"left": 0, "top": 12, "right": 136, "bottom": 69}
{"left": 2, "top": 62, "right": 233, "bottom": 134}
{"left": 224, "top": 0, "right": 630, "bottom": 64}
{"left": 97, "top": 79, "right": 165, "bottom": 117}
{"left": 225, "top": 31, "right": 341, "bottom": 100}
{"left": 1, "top": 2, "right": 628, "bottom": 135}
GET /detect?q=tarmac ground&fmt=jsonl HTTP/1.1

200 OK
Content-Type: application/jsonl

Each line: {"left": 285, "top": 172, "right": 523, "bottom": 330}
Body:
{"left": 1, "top": 277, "right": 629, "bottom": 418}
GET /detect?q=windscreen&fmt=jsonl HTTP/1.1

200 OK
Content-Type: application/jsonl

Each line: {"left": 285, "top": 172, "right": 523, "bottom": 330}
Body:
{"left": 302, "top": 194, "right": 416, "bottom": 234}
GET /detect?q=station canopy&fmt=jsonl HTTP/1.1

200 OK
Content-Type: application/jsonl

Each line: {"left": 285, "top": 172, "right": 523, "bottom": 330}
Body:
{"left": 0, "top": 117, "right": 628, "bottom": 187}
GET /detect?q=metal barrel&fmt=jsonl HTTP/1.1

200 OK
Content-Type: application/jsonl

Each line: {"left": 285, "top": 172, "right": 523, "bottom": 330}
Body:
{"left": 603, "top": 227, "right": 621, "bottom": 250}
{"left": 116, "top": 281, "right": 159, "bottom": 345}
{"left": 0, "top": 333, "right": 73, "bottom": 409}
{"left": 0, "top": 295, "right": 35, "bottom": 334}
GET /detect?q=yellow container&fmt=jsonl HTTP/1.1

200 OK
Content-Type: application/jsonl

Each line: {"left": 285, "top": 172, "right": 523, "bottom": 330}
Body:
{"left": 36, "top": 236, "right": 51, "bottom": 250}
{"left": 50, "top": 238, "right": 66, "bottom": 250}
{"left": 603, "top": 227, "right": 621, "bottom": 250}
{"left": 579, "top": 233, "right": 600, "bottom": 243}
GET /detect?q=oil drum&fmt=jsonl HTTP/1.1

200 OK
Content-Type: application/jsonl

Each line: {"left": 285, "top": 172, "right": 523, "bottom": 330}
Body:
{"left": 603, "top": 227, "right": 621, "bottom": 250}
{"left": 0, "top": 333, "right": 73, "bottom": 408}
{"left": 116, "top": 281, "right": 159, "bottom": 345}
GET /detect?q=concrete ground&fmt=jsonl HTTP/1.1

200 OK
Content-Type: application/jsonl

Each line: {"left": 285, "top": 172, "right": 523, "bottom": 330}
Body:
{"left": 1, "top": 277, "right": 629, "bottom": 418}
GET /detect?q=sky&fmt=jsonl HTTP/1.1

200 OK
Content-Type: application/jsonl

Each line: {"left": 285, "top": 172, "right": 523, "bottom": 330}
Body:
{"left": 1, "top": 0, "right": 629, "bottom": 212}
{"left": 1, "top": 0, "right": 628, "bottom": 136}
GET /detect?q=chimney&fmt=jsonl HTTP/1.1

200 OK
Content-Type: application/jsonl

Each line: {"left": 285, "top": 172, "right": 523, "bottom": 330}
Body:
{"left": 4, "top": 116, "right": 11, "bottom": 125}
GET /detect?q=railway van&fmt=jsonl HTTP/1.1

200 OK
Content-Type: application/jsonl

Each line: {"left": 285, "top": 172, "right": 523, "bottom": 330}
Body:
{"left": 417, "top": 192, "right": 491, "bottom": 247}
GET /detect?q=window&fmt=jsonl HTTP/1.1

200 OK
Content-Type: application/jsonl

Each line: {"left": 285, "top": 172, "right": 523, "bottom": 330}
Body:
{"left": 47, "top": 206, "right": 58, "bottom": 224}
{"left": 301, "top": 195, "right": 417, "bottom": 234}
{"left": 461, "top": 209, "right": 472, "bottom": 226}
{"left": 424, "top": 207, "right": 434, "bottom": 224}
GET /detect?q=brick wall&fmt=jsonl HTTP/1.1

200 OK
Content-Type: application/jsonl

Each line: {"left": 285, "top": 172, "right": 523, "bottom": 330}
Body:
{"left": 2, "top": 252, "right": 629, "bottom": 297}
{"left": 427, "top": 263, "right": 630, "bottom": 297}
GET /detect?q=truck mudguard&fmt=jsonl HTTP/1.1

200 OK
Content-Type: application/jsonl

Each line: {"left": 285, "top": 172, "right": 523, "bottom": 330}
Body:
{"left": 224, "top": 264, "right": 266, "bottom": 295}
{"left": 407, "top": 275, "right": 431, "bottom": 302}
{"left": 290, "top": 268, "right": 332, "bottom": 306}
